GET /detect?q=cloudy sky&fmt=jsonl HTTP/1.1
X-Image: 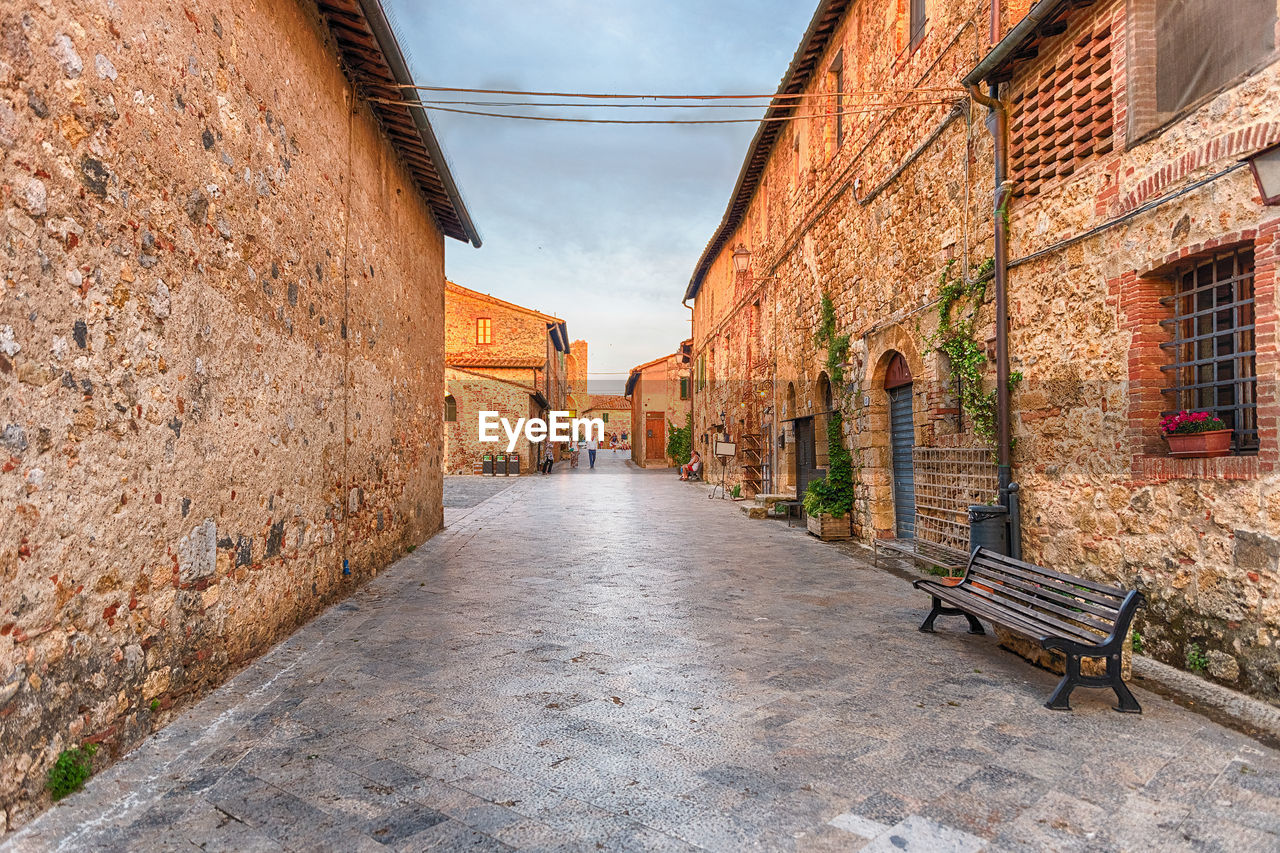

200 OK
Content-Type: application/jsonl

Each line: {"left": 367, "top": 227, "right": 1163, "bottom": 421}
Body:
{"left": 386, "top": 1, "right": 816, "bottom": 389}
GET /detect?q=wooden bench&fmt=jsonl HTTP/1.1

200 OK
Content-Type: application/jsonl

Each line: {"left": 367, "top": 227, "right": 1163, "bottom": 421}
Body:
{"left": 873, "top": 537, "right": 968, "bottom": 577}
{"left": 913, "top": 547, "right": 1145, "bottom": 713}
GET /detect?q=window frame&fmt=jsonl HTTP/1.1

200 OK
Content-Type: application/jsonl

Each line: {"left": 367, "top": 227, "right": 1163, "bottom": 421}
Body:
{"left": 909, "top": 0, "right": 927, "bottom": 50}
{"left": 475, "top": 317, "right": 492, "bottom": 345}
{"left": 444, "top": 394, "right": 457, "bottom": 423}
{"left": 1160, "top": 247, "right": 1258, "bottom": 455}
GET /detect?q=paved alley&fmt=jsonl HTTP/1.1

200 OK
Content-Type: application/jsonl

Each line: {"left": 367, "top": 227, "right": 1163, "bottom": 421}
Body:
{"left": 6, "top": 455, "right": 1279, "bottom": 852}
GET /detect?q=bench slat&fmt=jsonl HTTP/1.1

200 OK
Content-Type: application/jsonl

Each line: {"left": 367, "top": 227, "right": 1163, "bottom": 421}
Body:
{"left": 954, "top": 584, "right": 1109, "bottom": 644}
{"left": 971, "top": 554, "right": 1125, "bottom": 610}
{"left": 921, "top": 582, "right": 1092, "bottom": 645}
{"left": 922, "top": 582, "right": 1104, "bottom": 647}
{"left": 963, "top": 568, "right": 1119, "bottom": 634}
{"left": 973, "top": 551, "right": 1128, "bottom": 598}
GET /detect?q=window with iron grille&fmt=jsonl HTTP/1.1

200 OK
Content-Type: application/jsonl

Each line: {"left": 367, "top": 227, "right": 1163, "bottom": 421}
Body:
{"left": 1161, "top": 247, "right": 1257, "bottom": 453}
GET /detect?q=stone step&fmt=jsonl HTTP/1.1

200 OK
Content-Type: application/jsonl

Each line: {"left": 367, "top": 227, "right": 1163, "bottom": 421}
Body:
{"left": 739, "top": 503, "right": 768, "bottom": 520}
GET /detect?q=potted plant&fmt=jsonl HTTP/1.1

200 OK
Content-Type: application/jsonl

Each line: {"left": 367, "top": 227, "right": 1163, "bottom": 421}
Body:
{"left": 1160, "top": 410, "right": 1232, "bottom": 458}
{"left": 803, "top": 479, "right": 852, "bottom": 540}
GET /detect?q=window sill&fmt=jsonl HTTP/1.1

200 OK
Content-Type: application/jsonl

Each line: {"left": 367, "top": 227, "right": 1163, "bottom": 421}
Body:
{"left": 1131, "top": 454, "right": 1262, "bottom": 483}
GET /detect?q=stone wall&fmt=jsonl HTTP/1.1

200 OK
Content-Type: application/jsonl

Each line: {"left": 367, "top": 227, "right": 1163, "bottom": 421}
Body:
{"left": 630, "top": 354, "right": 688, "bottom": 467}
{"left": 0, "top": 0, "right": 451, "bottom": 827}
{"left": 688, "top": 0, "right": 1280, "bottom": 702}
{"left": 444, "top": 368, "right": 539, "bottom": 475}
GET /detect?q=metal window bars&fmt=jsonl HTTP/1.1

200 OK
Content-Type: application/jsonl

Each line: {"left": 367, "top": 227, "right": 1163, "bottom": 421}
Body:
{"left": 1159, "top": 247, "right": 1258, "bottom": 453}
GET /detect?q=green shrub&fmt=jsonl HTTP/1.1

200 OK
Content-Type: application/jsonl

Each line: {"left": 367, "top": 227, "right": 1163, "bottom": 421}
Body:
{"left": 666, "top": 413, "right": 692, "bottom": 466}
{"left": 47, "top": 743, "right": 98, "bottom": 801}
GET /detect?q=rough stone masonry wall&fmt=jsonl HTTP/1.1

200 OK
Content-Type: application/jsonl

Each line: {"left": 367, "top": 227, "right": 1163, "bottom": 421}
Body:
{"left": 693, "top": 0, "right": 994, "bottom": 516}
{"left": 1002, "top": 0, "right": 1280, "bottom": 702}
{"left": 0, "top": 0, "right": 448, "bottom": 827}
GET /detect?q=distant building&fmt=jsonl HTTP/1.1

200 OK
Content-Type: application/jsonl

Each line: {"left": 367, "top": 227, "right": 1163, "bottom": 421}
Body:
{"left": 626, "top": 342, "right": 692, "bottom": 467}
{"left": 581, "top": 395, "right": 633, "bottom": 448}
{"left": 444, "top": 283, "right": 569, "bottom": 473}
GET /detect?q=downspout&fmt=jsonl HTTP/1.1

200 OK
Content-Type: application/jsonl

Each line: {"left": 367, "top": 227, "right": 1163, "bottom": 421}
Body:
{"left": 683, "top": 296, "right": 695, "bottom": 457}
{"left": 967, "top": 82, "right": 1020, "bottom": 559}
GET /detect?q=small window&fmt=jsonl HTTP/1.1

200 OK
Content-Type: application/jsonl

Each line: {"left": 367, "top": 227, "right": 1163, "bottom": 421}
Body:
{"left": 680, "top": 376, "right": 690, "bottom": 400}
{"left": 698, "top": 353, "right": 707, "bottom": 390}
{"left": 1161, "top": 247, "right": 1257, "bottom": 453}
{"left": 602, "top": 412, "right": 609, "bottom": 423}
{"left": 476, "top": 318, "right": 492, "bottom": 344}
{"left": 444, "top": 395, "right": 457, "bottom": 422}
{"left": 826, "top": 53, "right": 844, "bottom": 155}
{"left": 910, "top": 0, "right": 926, "bottom": 49}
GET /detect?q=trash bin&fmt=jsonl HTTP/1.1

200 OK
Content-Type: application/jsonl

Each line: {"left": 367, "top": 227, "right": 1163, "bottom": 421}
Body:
{"left": 482, "top": 453, "right": 493, "bottom": 476}
{"left": 969, "top": 504, "right": 1008, "bottom": 555}
{"left": 495, "top": 453, "right": 507, "bottom": 476}
{"left": 507, "top": 453, "right": 520, "bottom": 476}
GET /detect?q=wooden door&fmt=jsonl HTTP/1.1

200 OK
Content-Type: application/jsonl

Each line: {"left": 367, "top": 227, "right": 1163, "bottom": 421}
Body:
{"left": 645, "top": 413, "right": 665, "bottom": 460}
{"left": 794, "top": 417, "right": 818, "bottom": 499}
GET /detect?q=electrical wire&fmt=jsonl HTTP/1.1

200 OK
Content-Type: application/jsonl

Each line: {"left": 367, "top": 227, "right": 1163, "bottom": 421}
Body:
{"left": 386, "top": 83, "right": 966, "bottom": 100}
{"left": 404, "top": 98, "right": 948, "bottom": 109}
{"left": 368, "top": 98, "right": 962, "bottom": 125}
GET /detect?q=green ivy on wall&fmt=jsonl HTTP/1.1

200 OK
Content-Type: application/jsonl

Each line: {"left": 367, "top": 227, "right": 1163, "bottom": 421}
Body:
{"left": 803, "top": 294, "right": 856, "bottom": 518}
{"left": 666, "top": 412, "right": 692, "bottom": 466}
{"left": 930, "top": 258, "right": 1021, "bottom": 450}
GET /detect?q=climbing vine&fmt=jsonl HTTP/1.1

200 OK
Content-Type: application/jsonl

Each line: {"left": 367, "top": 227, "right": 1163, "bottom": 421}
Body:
{"left": 930, "top": 258, "right": 1021, "bottom": 450}
{"left": 666, "top": 412, "right": 692, "bottom": 466}
{"left": 803, "top": 294, "right": 856, "bottom": 518}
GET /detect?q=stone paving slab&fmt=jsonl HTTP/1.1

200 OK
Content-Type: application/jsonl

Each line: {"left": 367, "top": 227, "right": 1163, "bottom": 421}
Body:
{"left": 5, "top": 453, "right": 1279, "bottom": 851}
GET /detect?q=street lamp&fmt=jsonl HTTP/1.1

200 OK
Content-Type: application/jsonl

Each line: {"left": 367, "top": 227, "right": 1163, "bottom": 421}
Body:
{"left": 1247, "top": 143, "right": 1280, "bottom": 205}
{"left": 732, "top": 243, "right": 752, "bottom": 274}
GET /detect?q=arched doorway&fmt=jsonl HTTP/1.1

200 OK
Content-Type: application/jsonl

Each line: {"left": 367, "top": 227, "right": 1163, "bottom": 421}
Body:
{"left": 885, "top": 353, "right": 915, "bottom": 539}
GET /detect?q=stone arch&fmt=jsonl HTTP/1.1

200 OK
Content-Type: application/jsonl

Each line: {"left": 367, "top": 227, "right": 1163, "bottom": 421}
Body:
{"left": 863, "top": 330, "right": 927, "bottom": 539}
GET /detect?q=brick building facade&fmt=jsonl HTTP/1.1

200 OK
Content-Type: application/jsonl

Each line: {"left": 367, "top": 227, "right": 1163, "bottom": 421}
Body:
{"left": 626, "top": 344, "right": 692, "bottom": 467}
{"left": 581, "top": 395, "right": 632, "bottom": 449}
{"left": 0, "top": 0, "right": 480, "bottom": 826}
{"left": 686, "top": 0, "right": 1280, "bottom": 701}
{"left": 443, "top": 282, "right": 569, "bottom": 474}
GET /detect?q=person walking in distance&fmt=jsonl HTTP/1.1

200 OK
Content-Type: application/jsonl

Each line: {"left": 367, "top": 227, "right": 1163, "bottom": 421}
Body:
{"left": 541, "top": 442, "right": 554, "bottom": 474}
{"left": 586, "top": 436, "right": 598, "bottom": 468}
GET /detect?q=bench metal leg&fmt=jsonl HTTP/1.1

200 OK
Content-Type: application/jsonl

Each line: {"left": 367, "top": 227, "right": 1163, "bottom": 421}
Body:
{"left": 1045, "top": 653, "right": 1142, "bottom": 714}
{"left": 918, "top": 597, "right": 986, "bottom": 635}
{"left": 1045, "top": 655, "right": 1079, "bottom": 711}
{"left": 1108, "top": 655, "right": 1142, "bottom": 714}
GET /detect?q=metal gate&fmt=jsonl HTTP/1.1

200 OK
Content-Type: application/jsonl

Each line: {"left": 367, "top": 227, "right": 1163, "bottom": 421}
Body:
{"left": 889, "top": 385, "right": 915, "bottom": 538}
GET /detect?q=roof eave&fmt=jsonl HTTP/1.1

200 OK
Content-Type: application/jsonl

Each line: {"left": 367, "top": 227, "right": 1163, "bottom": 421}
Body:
{"left": 684, "top": 0, "right": 847, "bottom": 302}
{"left": 354, "top": 0, "right": 482, "bottom": 247}
{"left": 962, "top": 0, "right": 1075, "bottom": 86}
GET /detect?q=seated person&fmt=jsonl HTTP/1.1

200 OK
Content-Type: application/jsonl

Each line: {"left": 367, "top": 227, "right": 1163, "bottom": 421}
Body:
{"left": 679, "top": 451, "right": 702, "bottom": 480}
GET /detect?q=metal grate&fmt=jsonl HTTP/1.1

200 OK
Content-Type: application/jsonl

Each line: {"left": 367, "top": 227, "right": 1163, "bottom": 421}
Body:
{"left": 912, "top": 447, "right": 999, "bottom": 551}
{"left": 1160, "top": 247, "right": 1257, "bottom": 453}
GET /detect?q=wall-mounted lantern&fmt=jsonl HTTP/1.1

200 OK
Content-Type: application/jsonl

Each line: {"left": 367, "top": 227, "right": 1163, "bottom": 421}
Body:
{"left": 1247, "top": 143, "right": 1280, "bottom": 205}
{"left": 732, "top": 243, "right": 752, "bottom": 274}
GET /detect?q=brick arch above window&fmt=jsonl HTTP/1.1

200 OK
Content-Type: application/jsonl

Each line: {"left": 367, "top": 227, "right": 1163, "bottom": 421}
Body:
{"left": 1112, "top": 222, "right": 1280, "bottom": 483}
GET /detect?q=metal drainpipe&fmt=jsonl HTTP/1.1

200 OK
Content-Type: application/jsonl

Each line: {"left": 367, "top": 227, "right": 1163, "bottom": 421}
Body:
{"left": 683, "top": 296, "right": 695, "bottom": 450}
{"left": 967, "top": 81, "right": 1020, "bottom": 559}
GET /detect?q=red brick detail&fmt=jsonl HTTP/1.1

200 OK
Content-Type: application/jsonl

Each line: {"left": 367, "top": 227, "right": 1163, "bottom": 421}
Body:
{"left": 1131, "top": 454, "right": 1265, "bottom": 484}
{"left": 1009, "top": 10, "right": 1115, "bottom": 199}
{"left": 1119, "top": 122, "right": 1280, "bottom": 213}
{"left": 1117, "top": 220, "right": 1280, "bottom": 478}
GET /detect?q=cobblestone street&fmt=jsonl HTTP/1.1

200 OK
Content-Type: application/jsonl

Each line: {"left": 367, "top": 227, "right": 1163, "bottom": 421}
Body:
{"left": 7, "top": 454, "right": 1279, "bottom": 852}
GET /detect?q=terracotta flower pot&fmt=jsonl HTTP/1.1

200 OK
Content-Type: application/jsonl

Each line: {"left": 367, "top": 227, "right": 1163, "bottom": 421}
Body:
{"left": 1165, "top": 429, "right": 1232, "bottom": 458}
